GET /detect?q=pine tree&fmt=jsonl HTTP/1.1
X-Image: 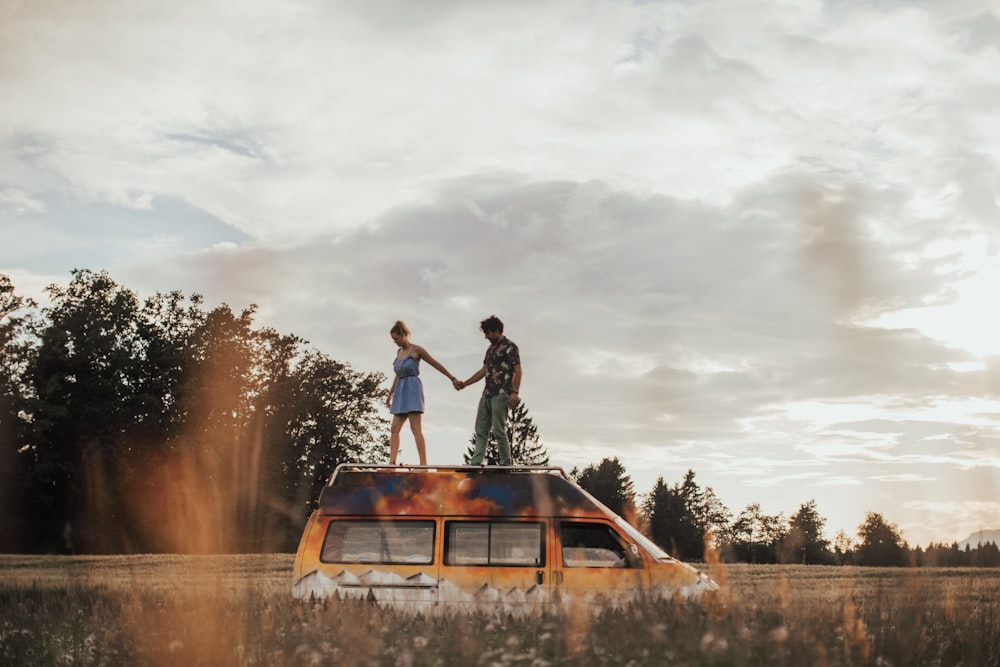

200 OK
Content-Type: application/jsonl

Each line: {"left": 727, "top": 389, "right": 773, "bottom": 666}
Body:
{"left": 463, "top": 398, "right": 549, "bottom": 466}
{"left": 779, "top": 499, "right": 833, "bottom": 564}
{"left": 643, "top": 470, "right": 730, "bottom": 561}
{"left": 574, "top": 457, "right": 635, "bottom": 519}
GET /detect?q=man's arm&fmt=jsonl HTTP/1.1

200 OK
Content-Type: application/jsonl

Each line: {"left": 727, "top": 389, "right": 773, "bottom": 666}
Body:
{"left": 457, "top": 367, "right": 486, "bottom": 390}
{"left": 508, "top": 364, "right": 522, "bottom": 408}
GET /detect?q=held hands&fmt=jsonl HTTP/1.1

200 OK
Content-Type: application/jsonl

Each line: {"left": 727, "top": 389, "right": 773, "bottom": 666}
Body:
{"left": 452, "top": 378, "right": 464, "bottom": 391}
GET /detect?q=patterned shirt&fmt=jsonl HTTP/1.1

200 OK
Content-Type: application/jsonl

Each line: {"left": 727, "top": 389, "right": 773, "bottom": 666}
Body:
{"left": 482, "top": 337, "right": 520, "bottom": 397}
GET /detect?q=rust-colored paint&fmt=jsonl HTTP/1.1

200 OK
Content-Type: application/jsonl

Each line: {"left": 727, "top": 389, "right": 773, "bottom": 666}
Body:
{"left": 293, "top": 465, "right": 717, "bottom": 613}
{"left": 318, "top": 467, "right": 608, "bottom": 518}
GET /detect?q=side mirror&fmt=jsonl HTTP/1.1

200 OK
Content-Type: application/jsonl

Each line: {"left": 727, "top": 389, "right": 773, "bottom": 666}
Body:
{"left": 628, "top": 543, "right": 643, "bottom": 568}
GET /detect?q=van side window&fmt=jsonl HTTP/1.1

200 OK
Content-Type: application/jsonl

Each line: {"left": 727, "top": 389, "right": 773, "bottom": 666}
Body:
{"left": 561, "top": 522, "right": 633, "bottom": 568}
{"left": 321, "top": 520, "right": 435, "bottom": 565}
{"left": 445, "top": 522, "right": 544, "bottom": 567}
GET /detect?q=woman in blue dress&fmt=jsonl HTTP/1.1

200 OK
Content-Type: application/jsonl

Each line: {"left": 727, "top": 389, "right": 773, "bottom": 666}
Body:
{"left": 387, "top": 321, "right": 458, "bottom": 465}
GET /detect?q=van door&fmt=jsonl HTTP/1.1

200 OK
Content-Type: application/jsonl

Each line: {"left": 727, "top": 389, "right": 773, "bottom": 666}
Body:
{"left": 441, "top": 519, "right": 550, "bottom": 613}
{"left": 555, "top": 520, "right": 648, "bottom": 606}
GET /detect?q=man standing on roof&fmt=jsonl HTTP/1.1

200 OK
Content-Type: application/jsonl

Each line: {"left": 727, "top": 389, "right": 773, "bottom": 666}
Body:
{"left": 454, "top": 315, "right": 521, "bottom": 466}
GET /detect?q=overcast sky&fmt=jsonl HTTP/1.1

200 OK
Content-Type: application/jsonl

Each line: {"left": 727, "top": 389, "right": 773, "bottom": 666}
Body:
{"left": 3, "top": 0, "right": 999, "bottom": 548}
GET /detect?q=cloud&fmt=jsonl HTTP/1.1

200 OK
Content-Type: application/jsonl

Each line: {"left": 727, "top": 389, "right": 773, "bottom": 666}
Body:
{"left": 873, "top": 474, "right": 937, "bottom": 483}
{"left": 107, "top": 174, "right": 988, "bottom": 468}
{"left": 904, "top": 499, "right": 1000, "bottom": 545}
{"left": 0, "top": 194, "right": 249, "bottom": 274}
{"left": 0, "top": 187, "right": 46, "bottom": 215}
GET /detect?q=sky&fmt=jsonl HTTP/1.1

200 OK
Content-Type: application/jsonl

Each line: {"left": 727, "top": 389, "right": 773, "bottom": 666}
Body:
{"left": 2, "top": 0, "right": 1000, "bottom": 549}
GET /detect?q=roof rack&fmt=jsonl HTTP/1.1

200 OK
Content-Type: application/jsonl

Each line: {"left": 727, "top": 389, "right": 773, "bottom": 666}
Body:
{"left": 326, "top": 463, "right": 570, "bottom": 486}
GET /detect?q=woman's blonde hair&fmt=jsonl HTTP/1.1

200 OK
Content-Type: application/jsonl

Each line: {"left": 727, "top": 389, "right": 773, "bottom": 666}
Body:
{"left": 390, "top": 320, "right": 410, "bottom": 336}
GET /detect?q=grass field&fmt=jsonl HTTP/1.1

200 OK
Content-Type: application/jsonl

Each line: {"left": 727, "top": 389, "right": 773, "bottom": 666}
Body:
{"left": 2, "top": 555, "right": 998, "bottom": 666}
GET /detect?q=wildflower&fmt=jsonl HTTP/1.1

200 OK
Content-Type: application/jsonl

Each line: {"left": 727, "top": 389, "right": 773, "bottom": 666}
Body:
{"left": 699, "top": 631, "right": 728, "bottom": 653}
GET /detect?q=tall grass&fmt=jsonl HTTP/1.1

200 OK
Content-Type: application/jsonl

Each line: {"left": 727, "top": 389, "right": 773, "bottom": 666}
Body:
{"left": 2, "top": 556, "right": 998, "bottom": 666}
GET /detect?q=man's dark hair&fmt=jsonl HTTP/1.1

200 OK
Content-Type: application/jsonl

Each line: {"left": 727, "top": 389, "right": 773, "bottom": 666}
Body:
{"left": 480, "top": 315, "right": 504, "bottom": 334}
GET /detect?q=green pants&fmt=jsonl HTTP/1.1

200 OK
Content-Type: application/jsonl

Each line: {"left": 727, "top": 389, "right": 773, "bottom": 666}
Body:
{"left": 470, "top": 393, "right": 511, "bottom": 465}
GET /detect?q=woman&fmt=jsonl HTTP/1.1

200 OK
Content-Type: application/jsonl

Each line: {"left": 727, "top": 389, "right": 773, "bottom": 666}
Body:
{"left": 386, "top": 321, "right": 458, "bottom": 465}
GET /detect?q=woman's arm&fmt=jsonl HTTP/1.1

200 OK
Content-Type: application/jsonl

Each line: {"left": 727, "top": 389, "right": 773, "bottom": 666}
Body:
{"left": 414, "top": 345, "right": 457, "bottom": 382}
{"left": 386, "top": 376, "right": 398, "bottom": 408}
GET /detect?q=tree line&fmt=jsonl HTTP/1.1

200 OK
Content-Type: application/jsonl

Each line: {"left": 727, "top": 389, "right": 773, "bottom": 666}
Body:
{"left": 1, "top": 270, "right": 388, "bottom": 553}
{"left": 2, "top": 271, "right": 993, "bottom": 565}
{"left": 571, "top": 457, "right": 1000, "bottom": 567}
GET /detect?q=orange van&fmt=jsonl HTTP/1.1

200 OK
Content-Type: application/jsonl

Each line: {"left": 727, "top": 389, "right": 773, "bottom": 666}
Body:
{"left": 292, "top": 464, "right": 717, "bottom": 613}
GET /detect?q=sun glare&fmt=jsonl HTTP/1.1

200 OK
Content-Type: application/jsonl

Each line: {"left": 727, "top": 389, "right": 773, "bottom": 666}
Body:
{"left": 871, "top": 255, "right": 1000, "bottom": 359}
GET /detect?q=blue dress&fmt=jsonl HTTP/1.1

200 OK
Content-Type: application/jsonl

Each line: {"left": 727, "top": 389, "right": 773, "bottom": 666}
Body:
{"left": 390, "top": 354, "right": 424, "bottom": 414}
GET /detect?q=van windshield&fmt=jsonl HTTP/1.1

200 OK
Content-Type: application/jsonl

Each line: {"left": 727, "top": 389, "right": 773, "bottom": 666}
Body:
{"left": 614, "top": 517, "right": 676, "bottom": 562}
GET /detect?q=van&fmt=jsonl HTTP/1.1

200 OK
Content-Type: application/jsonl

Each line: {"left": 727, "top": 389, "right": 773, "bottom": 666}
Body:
{"left": 292, "top": 464, "right": 717, "bottom": 613}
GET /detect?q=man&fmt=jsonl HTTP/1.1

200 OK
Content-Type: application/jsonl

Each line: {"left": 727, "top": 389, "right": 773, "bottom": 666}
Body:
{"left": 455, "top": 315, "right": 521, "bottom": 466}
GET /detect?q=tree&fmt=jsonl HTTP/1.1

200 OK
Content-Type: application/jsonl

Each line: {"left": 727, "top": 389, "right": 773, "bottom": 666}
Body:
{"left": 0, "top": 275, "right": 37, "bottom": 551}
{"left": 13, "top": 270, "right": 390, "bottom": 553}
{"left": 643, "top": 476, "right": 697, "bottom": 559}
{"left": 266, "top": 349, "right": 389, "bottom": 547}
{"left": 973, "top": 542, "right": 1000, "bottom": 567}
{"left": 728, "top": 502, "right": 786, "bottom": 564}
{"left": 833, "top": 529, "right": 855, "bottom": 565}
{"left": 0, "top": 274, "right": 35, "bottom": 395}
{"left": 20, "top": 270, "right": 154, "bottom": 551}
{"left": 462, "top": 398, "right": 549, "bottom": 466}
{"left": 856, "top": 512, "right": 907, "bottom": 567}
{"left": 644, "top": 470, "right": 730, "bottom": 561}
{"left": 780, "top": 499, "right": 833, "bottom": 564}
{"left": 689, "top": 475, "right": 731, "bottom": 551}
{"left": 922, "top": 541, "right": 964, "bottom": 567}
{"left": 574, "top": 457, "right": 635, "bottom": 520}
{"left": 130, "top": 288, "right": 206, "bottom": 441}
{"left": 121, "top": 304, "right": 389, "bottom": 554}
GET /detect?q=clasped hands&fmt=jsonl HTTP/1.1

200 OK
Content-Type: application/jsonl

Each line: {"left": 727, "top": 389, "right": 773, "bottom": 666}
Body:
{"left": 452, "top": 378, "right": 465, "bottom": 391}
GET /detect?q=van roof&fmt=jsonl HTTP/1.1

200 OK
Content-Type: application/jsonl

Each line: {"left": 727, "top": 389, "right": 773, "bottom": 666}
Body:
{"left": 317, "top": 464, "right": 613, "bottom": 519}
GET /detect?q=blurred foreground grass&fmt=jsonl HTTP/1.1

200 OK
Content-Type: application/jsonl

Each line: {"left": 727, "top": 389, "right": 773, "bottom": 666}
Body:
{"left": 2, "top": 555, "right": 998, "bottom": 666}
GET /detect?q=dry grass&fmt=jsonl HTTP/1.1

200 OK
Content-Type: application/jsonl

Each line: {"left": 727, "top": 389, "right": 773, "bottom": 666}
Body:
{"left": 1, "top": 555, "right": 998, "bottom": 666}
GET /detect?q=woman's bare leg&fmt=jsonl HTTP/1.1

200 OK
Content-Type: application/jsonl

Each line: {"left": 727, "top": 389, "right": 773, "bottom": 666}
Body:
{"left": 389, "top": 414, "right": 406, "bottom": 464}
{"left": 408, "top": 413, "right": 427, "bottom": 465}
